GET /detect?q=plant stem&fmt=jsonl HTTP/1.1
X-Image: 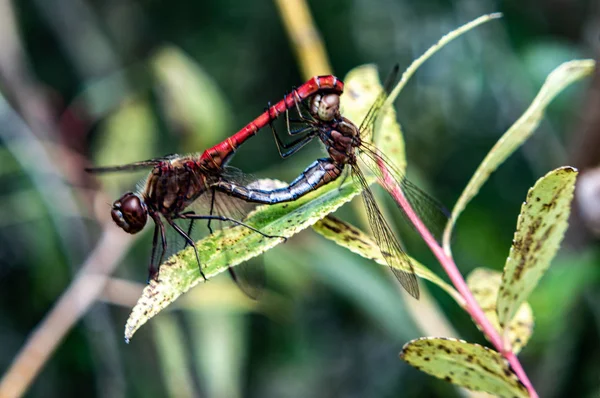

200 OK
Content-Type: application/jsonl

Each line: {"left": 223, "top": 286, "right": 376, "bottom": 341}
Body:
{"left": 273, "top": 0, "right": 332, "bottom": 79}
{"left": 379, "top": 161, "right": 537, "bottom": 397}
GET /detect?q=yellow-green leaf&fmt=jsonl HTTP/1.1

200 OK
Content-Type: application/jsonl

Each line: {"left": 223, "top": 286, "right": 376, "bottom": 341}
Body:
{"left": 342, "top": 64, "right": 386, "bottom": 137}
{"left": 401, "top": 337, "right": 528, "bottom": 397}
{"left": 444, "top": 60, "right": 595, "bottom": 249}
{"left": 467, "top": 268, "right": 533, "bottom": 354}
{"left": 497, "top": 166, "right": 577, "bottom": 328}
{"left": 313, "top": 216, "right": 462, "bottom": 304}
{"left": 342, "top": 64, "right": 406, "bottom": 173}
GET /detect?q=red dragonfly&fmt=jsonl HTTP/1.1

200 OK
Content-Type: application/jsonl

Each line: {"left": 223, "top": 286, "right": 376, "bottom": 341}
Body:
{"left": 86, "top": 75, "right": 344, "bottom": 292}
{"left": 217, "top": 67, "right": 447, "bottom": 299}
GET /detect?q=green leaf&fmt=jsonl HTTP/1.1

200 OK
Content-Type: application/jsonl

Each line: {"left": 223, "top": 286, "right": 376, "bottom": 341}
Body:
{"left": 401, "top": 337, "right": 528, "bottom": 397}
{"left": 467, "top": 268, "right": 533, "bottom": 354}
{"left": 497, "top": 166, "right": 578, "bottom": 329}
{"left": 313, "top": 216, "right": 462, "bottom": 304}
{"left": 443, "top": 59, "right": 595, "bottom": 249}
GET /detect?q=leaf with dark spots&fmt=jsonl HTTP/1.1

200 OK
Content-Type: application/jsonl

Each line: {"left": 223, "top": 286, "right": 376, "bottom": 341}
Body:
{"left": 497, "top": 167, "right": 578, "bottom": 330}
{"left": 312, "top": 216, "right": 462, "bottom": 303}
{"left": 467, "top": 268, "right": 533, "bottom": 354}
{"left": 401, "top": 337, "right": 528, "bottom": 397}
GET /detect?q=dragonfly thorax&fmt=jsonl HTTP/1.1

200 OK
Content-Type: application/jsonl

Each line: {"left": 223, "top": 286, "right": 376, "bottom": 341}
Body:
{"left": 309, "top": 92, "right": 340, "bottom": 122}
{"left": 111, "top": 192, "right": 148, "bottom": 234}
{"left": 143, "top": 160, "right": 213, "bottom": 216}
{"left": 321, "top": 117, "right": 360, "bottom": 166}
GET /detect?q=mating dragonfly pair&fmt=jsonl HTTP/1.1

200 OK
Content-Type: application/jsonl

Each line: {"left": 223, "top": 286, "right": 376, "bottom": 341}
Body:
{"left": 87, "top": 68, "right": 446, "bottom": 300}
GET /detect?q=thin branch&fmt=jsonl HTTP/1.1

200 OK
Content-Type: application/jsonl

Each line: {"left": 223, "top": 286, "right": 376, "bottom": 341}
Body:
{"left": 273, "top": 0, "right": 333, "bottom": 79}
{"left": 0, "top": 228, "right": 132, "bottom": 398}
{"left": 378, "top": 159, "right": 538, "bottom": 398}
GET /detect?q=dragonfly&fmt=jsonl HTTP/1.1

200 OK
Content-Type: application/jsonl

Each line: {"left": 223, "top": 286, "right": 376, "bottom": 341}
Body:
{"left": 86, "top": 75, "right": 344, "bottom": 294}
{"left": 216, "top": 67, "right": 448, "bottom": 299}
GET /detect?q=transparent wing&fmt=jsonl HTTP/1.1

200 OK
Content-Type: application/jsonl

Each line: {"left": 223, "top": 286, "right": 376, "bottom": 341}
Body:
{"left": 353, "top": 165, "right": 420, "bottom": 299}
{"left": 358, "top": 65, "right": 400, "bottom": 138}
{"left": 358, "top": 141, "right": 448, "bottom": 241}
{"left": 189, "top": 169, "right": 269, "bottom": 300}
{"left": 85, "top": 157, "right": 168, "bottom": 173}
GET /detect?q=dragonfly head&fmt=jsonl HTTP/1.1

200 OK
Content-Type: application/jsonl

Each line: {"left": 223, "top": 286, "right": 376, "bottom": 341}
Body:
{"left": 310, "top": 92, "right": 340, "bottom": 122}
{"left": 111, "top": 192, "right": 148, "bottom": 234}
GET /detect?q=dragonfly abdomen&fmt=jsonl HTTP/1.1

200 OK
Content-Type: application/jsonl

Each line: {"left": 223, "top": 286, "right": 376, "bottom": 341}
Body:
{"left": 214, "top": 159, "right": 343, "bottom": 204}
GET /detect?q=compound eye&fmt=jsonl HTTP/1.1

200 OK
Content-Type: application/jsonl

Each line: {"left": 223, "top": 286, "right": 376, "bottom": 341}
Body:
{"left": 316, "top": 93, "right": 340, "bottom": 122}
{"left": 111, "top": 192, "right": 147, "bottom": 234}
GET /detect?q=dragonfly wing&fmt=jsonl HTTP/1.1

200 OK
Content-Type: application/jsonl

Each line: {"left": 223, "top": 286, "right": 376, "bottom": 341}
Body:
{"left": 193, "top": 170, "right": 268, "bottom": 300}
{"left": 358, "top": 142, "right": 448, "bottom": 241}
{"left": 226, "top": 257, "right": 266, "bottom": 300}
{"left": 358, "top": 65, "right": 400, "bottom": 136}
{"left": 85, "top": 158, "right": 167, "bottom": 173}
{"left": 353, "top": 166, "right": 420, "bottom": 299}
{"left": 212, "top": 189, "right": 267, "bottom": 301}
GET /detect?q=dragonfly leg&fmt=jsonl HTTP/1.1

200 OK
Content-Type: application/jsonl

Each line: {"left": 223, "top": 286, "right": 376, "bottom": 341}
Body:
{"left": 177, "top": 213, "right": 286, "bottom": 242}
{"left": 279, "top": 88, "right": 312, "bottom": 128}
{"left": 182, "top": 162, "right": 205, "bottom": 238}
{"left": 266, "top": 101, "right": 316, "bottom": 159}
{"left": 148, "top": 213, "right": 168, "bottom": 281}
{"left": 207, "top": 187, "right": 216, "bottom": 234}
{"left": 148, "top": 223, "right": 160, "bottom": 281}
{"left": 272, "top": 129, "right": 316, "bottom": 159}
{"left": 290, "top": 88, "right": 314, "bottom": 123}
{"left": 183, "top": 220, "right": 195, "bottom": 248}
{"left": 285, "top": 94, "right": 315, "bottom": 132}
{"left": 166, "top": 217, "right": 208, "bottom": 281}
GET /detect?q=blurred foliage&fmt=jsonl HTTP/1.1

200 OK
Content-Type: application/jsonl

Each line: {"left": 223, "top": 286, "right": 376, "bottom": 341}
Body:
{"left": 0, "top": 1, "right": 598, "bottom": 397}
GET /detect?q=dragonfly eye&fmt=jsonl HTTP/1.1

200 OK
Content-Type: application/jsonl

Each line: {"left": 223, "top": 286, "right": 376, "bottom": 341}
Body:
{"left": 310, "top": 93, "right": 340, "bottom": 122}
{"left": 111, "top": 192, "right": 147, "bottom": 234}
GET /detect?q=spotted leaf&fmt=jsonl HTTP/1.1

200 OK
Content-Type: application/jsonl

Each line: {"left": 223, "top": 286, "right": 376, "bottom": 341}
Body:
{"left": 401, "top": 337, "right": 528, "bottom": 397}
{"left": 497, "top": 166, "right": 577, "bottom": 329}
{"left": 467, "top": 268, "right": 533, "bottom": 354}
{"left": 313, "top": 216, "right": 462, "bottom": 304}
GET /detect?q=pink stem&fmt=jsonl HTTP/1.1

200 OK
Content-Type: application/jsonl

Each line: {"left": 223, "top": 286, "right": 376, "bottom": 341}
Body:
{"left": 379, "top": 161, "right": 537, "bottom": 397}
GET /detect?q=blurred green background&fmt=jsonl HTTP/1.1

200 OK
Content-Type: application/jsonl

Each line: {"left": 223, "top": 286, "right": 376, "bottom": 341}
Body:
{"left": 0, "top": 0, "right": 598, "bottom": 397}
